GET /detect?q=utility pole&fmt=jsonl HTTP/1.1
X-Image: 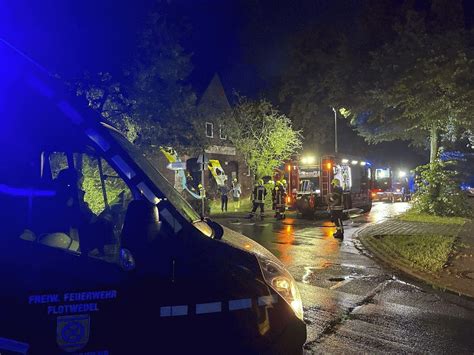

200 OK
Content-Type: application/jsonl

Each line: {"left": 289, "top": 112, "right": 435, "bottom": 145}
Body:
{"left": 332, "top": 107, "right": 338, "bottom": 154}
{"left": 197, "top": 152, "right": 208, "bottom": 217}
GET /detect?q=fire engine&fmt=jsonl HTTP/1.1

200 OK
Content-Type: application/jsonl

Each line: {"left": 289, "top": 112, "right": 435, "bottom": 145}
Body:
{"left": 371, "top": 168, "right": 412, "bottom": 202}
{"left": 294, "top": 155, "right": 374, "bottom": 218}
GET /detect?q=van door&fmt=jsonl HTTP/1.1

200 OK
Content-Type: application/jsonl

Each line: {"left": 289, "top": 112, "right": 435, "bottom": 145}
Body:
{"left": 0, "top": 151, "right": 137, "bottom": 354}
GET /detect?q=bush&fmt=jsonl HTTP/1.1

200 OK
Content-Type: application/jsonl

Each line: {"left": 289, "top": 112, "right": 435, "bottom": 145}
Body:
{"left": 412, "top": 160, "right": 472, "bottom": 217}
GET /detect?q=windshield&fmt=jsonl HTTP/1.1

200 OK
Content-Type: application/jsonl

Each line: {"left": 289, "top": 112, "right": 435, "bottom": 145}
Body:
{"left": 107, "top": 129, "right": 202, "bottom": 223}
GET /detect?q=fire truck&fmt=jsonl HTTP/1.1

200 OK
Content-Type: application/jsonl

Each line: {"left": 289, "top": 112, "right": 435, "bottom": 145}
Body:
{"left": 372, "top": 169, "right": 412, "bottom": 203}
{"left": 295, "top": 155, "right": 373, "bottom": 218}
{"left": 370, "top": 167, "right": 392, "bottom": 202}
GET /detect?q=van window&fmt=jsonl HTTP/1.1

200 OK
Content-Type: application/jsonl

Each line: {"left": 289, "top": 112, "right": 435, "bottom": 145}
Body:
{"left": 17, "top": 151, "right": 134, "bottom": 263}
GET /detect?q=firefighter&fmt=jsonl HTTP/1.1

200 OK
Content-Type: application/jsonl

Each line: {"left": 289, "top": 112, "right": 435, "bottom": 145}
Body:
{"left": 273, "top": 180, "right": 287, "bottom": 220}
{"left": 328, "top": 178, "right": 344, "bottom": 239}
{"left": 249, "top": 179, "right": 267, "bottom": 219}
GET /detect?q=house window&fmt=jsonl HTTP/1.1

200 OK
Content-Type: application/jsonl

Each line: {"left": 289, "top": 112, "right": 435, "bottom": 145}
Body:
{"left": 205, "top": 122, "right": 214, "bottom": 138}
{"left": 219, "top": 126, "right": 227, "bottom": 140}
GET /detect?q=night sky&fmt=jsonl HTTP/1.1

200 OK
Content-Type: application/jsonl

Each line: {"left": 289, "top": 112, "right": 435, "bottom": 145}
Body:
{"left": 1, "top": 0, "right": 453, "bottom": 169}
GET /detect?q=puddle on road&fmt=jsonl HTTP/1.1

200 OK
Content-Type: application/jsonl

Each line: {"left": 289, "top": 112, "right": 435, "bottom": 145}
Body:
{"left": 273, "top": 240, "right": 305, "bottom": 246}
{"left": 303, "top": 262, "right": 382, "bottom": 291}
{"left": 328, "top": 277, "right": 346, "bottom": 282}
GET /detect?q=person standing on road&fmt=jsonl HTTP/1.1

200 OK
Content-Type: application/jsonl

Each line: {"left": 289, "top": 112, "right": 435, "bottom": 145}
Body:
{"left": 231, "top": 178, "right": 242, "bottom": 211}
{"left": 249, "top": 179, "right": 267, "bottom": 219}
{"left": 328, "top": 178, "right": 344, "bottom": 239}
{"left": 272, "top": 180, "right": 287, "bottom": 220}
{"left": 219, "top": 184, "right": 230, "bottom": 212}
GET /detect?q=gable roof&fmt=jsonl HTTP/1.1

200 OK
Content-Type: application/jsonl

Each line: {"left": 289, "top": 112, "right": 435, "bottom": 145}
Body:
{"left": 197, "top": 73, "right": 231, "bottom": 116}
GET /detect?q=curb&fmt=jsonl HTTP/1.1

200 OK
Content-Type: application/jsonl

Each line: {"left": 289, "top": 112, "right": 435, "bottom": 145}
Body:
{"left": 353, "top": 228, "right": 474, "bottom": 301}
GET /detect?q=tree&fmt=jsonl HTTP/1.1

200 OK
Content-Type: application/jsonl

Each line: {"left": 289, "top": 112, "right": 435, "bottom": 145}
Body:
{"left": 129, "top": 8, "right": 200, "bottom": 151}
{"left": 358, "top": 6, "right": 474, "bottom": 163}
{"left": 278, "top": 0, "right": 402, "bottom": 154}
{"left": 279, "top": 0, "right": 474, "bottom": 162}
{"left": 225, "top": 96, "right": 302, "bottom": 179}
{"left": 77, "top": 71, "right": 139, "bottom": 142}
{"left": 412, "top": 160, "right": 472, "bottom": 217}
{"left": 77, "top": 2, "right": 201, "bottom": 152}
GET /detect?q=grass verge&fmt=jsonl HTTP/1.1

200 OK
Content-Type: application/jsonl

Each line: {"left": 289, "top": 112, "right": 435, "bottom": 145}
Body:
{"left": 398, "top": 211, "right": 467, "bottom": 225}
{"left": 361, "top": 234, "right": 456, "bottom": 273}
{"left": 209, "top": 198, "right": 272, "bottom": 215}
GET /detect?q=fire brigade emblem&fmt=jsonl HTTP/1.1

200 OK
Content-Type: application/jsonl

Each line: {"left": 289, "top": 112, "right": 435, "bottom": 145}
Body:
{"left": 56, "top": 314, "right": 90, "bottom": 352}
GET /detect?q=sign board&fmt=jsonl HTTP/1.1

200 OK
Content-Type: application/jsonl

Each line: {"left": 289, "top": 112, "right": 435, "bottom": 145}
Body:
{"left": 197, "top": 154, "right": 209, "bottom": 165}
{"left": 204, "top": 145, "right": 236, "bottom": 156}
{"left": 300, "top": 170, "right": 320, "bottom": 178}
{"left": 208, "top": 159, "right": 227, "bottom": 187}
{"left": 166, "top": 162, "right": 187, "bottom": 171}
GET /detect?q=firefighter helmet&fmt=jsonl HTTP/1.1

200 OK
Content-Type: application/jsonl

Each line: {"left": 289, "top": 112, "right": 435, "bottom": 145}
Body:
{"left": 331, "top": 178, "right": 340, "bottom": 186}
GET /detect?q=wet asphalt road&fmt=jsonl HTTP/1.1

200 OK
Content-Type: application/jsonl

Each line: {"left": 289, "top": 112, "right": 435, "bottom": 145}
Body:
{"left": 216, "top": 202, "right": 474, "bottom": 354}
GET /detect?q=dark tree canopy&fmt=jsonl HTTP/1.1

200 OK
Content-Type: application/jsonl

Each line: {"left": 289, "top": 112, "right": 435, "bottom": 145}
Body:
{"left": 77, "top": 1, "right": 202, "bottom": 151}
{"left": 277, "top": 0, "right": 473, "bottom": 161}
{"left": 130, "top": 7, "right": 201, "bottom": 150}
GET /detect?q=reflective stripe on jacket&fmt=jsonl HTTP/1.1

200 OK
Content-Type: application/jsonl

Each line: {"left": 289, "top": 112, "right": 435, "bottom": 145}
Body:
{"left": 328, "top": 186, "right": 344, "bottom": 210}
{"left": 253, "top": 185, "right": 266, "bottom": 203}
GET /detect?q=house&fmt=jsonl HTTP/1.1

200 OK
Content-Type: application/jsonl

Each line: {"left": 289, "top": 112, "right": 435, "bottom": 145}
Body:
{"left": 149, "top": 74, "right": 252, "bottom": 201}
{"left": 195, "top": 73, "right": 252, "bottom": 198}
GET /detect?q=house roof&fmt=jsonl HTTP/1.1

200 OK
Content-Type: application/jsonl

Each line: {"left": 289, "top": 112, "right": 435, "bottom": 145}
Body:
{"left": 197, "top": 73, "right": 231, "bottom": 116}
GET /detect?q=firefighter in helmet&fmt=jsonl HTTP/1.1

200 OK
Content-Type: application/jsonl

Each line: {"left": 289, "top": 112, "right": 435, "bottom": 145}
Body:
{"left": 249, "top": 179, "right": 267, "bottom": 219}
{"left": 328, "top": 178, "right": 344, "bottom": 239}
{"left": 272, "top": 180, "right": 287, "bottom": 220}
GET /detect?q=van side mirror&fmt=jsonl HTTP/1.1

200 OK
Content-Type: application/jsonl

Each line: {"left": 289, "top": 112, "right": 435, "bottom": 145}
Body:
{"left": 205, "top": 218, "right": 224, "bottom": 240}
{"left": 121, "top": 200, "right": 162, "bottom": 250}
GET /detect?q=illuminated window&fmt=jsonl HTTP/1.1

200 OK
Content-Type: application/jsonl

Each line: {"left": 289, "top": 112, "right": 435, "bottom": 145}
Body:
{"left": 205, "top": 122, "right": 214, "bottom": 138}
{"left": 375, "top": 168, "right": 390, "bottom": 179}
{"left": 219, "top": 126, "right": 227, "bottom": 140}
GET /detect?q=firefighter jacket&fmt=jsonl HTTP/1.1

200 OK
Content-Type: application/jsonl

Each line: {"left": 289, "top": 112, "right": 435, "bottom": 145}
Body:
{"left": 253, "top": 185, "right": 267, "bottom": 203}
{"left": 272, "top": 186, "right": 286, "bottom": 206}
{"left": 328, "top": 186, "right": 344, "bottom": 210}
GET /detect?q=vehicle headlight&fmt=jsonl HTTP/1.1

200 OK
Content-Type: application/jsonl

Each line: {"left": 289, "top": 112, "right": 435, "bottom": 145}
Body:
{"left": 256, "top": 256, "right": 304, "bottom": 321}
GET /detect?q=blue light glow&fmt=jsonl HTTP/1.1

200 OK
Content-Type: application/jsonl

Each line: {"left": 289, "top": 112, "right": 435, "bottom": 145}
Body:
{"left": 0, "top": 184, "right": 55, "bottom": 197}
{"left": 26, "top": 75, "right": 54, "bottom": 98}
{"left": 57, "top": 100, "right": 83, "bottom": 125}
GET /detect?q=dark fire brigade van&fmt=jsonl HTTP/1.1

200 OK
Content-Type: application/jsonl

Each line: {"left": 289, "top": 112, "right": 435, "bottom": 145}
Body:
{"left": 0, "top": 42, "right": 306, "bottom": 354}
{"left": 295, "top": 155, "right": 373, "bottom": 218}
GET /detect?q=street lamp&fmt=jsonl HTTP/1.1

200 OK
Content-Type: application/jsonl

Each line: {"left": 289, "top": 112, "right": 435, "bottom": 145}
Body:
{"left": 332, "top": 107, "right": 338, "bottom": 154}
